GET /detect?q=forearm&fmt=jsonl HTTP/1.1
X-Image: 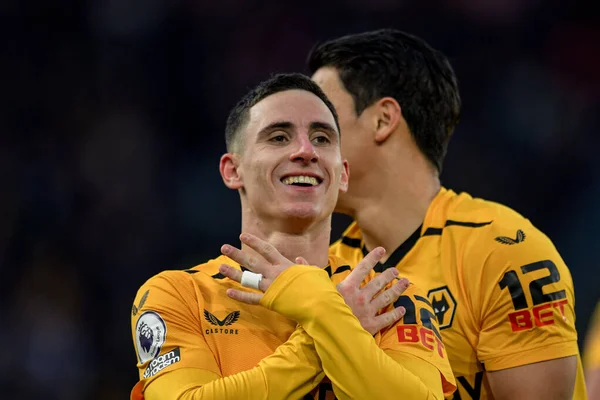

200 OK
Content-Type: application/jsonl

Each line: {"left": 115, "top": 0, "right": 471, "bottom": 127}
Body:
{"left": 305, "top": 292, "right": 438, "bottom": 400}
{"left": 145, "top": 327, "right": 323, "bottom": 400}
{"left": 262, "top": 266, "right": 441, "bottom": 400}
{"left": 151, "top": 367, "right": 266, "bottom": 400}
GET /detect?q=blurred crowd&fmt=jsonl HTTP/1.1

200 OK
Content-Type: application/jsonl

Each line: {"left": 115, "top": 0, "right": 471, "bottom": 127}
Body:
{"left": 1, "top": 1, "right": 598, "bottom": 398}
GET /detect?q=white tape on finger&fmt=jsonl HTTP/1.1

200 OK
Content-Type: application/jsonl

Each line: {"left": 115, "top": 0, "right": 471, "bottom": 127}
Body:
{"left": 241, "top": 271, "right": 263, "bottom": 290}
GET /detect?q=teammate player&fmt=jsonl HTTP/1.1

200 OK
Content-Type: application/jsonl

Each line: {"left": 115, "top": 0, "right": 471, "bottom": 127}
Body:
{"left": 585, "top": 302, "right": 600, "bottom": 399}
{"left": 308, "top": 29, "right": 586, "bottom": 399}
{"left": 130, "top": 73, "right": 455, "bottom": 399}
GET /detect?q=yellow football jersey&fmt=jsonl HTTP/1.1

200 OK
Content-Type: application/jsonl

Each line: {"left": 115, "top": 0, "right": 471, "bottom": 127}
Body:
{"left": 307, "top": 262, "right": 456, "bottom": 399}
{"left": 130, "top": 254, "right": 455, "bottom": 399}
{"left": 585, "top": 302, "right": 600, "bottom": 372}
{"left": 330, "top": 187, "right": 586, "bottom": 400}
{"left": 130, "top": 254, "right": 296, "bottom": 399}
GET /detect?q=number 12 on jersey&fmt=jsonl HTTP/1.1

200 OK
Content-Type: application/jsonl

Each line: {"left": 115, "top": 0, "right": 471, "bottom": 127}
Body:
{"left": 498, "top": 260, "right": 568, "bottom": 332}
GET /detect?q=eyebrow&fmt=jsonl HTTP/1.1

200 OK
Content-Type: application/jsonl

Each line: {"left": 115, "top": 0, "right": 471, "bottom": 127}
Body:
{"left": 309, "top": 121, "right": 338, "bottom": 136}
{"left": 257, "top": 121, "right": 293, "bottom": 137}
{"left": 257, "top": 121, "right": 339, "bottom": 138}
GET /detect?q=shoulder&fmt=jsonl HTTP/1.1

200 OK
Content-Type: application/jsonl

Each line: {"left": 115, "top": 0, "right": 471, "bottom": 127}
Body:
{"left": 441, "top": 192, "right": 574, "bottom": 307}
{"left": 133, "top": 270, "right": 192, "bottom": 303}
{"left": 444, "top": 190, "right": 530, "bottom": 234}
{"left": 131, "top": 257, "right": 226, "bottom": 313}
{"left": 443, "top": 191, "right": 561, "bottom": 265}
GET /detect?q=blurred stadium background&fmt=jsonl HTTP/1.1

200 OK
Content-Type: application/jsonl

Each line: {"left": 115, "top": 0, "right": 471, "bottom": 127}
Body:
{"left": 1, "top": 1, "right": 598, "bottom": 398}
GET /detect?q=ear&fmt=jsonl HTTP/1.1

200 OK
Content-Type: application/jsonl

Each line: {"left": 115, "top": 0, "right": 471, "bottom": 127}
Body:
{"left": 374, "top": 97, "right": 402, "bottom": 143}
{"left": 339, "top": 159, "right": 350, "bottom": 193}
{"left": 219, "top": 153, "right": 244, "bottom": 190}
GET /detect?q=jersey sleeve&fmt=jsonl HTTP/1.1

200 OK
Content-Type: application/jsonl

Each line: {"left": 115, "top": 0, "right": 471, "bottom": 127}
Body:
{"left": 261, "top": 265, "right": 450, "bottom": 400}
{"left": 130, "top": 271, "right": 324, "bottom": 400}
{"left": 139, "top": 326, "right": 324, "bottom": 400}
{"left": 464, "top": 225, "right": 580, "bottom": 371}
{"left": 378, "top": 283, "right": 456, "bottom": 398}
{"left": 584, "top": 302, "right": 600, "bottom": 371}
{"left": 130, "top": 271, "right": 220, "bottom": 390}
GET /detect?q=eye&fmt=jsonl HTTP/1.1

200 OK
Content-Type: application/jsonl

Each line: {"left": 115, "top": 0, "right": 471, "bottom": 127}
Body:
{"left": 312, "top": 134, "right": 331, "bottom": 145}
{"left": 269, "top": 134, "right": 288, "bottom": 143}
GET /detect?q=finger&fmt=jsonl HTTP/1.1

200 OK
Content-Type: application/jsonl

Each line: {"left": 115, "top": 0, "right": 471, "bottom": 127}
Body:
{"left": 221, "top": 244, "right": 264, "bottom": 273}
{"left": 361, "top": 267, "right": 399, "bottom": 299}
{"left": 371, "top": 277, "right": 409, "bottom": 311}
{"left": 219, "top": 264, "right": 244, "bottom": 283}
{"left": 343, "top": 247, "right": 385, "bottom": 288}
{"left": 295, "top": 256, "right": 309, "bottom": 265}
{"left": 240, "top": 233, "right": 286, "bottom": 265}
{"left": 371, "top": 305, "right": 406, "bottom": 332}
{"left": 226, "top": 288, "right": 263, "bottom": 305}
{"left": 397, "top": 277, "right": 410, "bottom": 293}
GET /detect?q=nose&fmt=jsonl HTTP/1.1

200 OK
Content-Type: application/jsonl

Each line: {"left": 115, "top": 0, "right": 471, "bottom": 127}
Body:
{"left": 289, "top": 135, "right": 319, "bottom": 164}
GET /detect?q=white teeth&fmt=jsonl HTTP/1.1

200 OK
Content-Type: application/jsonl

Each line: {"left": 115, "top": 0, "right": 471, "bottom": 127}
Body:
{"left": 282, "top": 176, "right": 319, "bottom": 186}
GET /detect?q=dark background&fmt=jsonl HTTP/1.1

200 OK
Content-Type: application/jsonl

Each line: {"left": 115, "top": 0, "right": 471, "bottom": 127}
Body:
{"left": 1, "top": 1, "right": 598, "bottom": 398}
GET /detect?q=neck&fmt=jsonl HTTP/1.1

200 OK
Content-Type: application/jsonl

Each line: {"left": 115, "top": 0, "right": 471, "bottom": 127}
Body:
{"left": 239, "top": 215, "right": 332, "bottom": 268}
{"left": 343, "top": 156, "right": 440, "bottom": 263}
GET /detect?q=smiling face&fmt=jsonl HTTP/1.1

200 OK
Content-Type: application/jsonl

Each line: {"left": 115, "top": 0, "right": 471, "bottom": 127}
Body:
{"left": 220, "top": 89, "right": 349, "bottom": 225}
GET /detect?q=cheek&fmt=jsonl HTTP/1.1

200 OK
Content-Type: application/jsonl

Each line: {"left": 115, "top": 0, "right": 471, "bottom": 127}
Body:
{"left": 246, "top": 159, "right": 274, "bottom": 187}
{"left": 327, "top": 155, "right": 345, "bottom": 184}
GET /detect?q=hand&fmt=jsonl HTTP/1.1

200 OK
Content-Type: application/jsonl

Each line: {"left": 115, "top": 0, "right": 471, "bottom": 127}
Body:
{"left": 218, "top": 233, "right": 300, "bottom": 305}
{"left": 330, "top": 247, "right": 409, "bottom": 335}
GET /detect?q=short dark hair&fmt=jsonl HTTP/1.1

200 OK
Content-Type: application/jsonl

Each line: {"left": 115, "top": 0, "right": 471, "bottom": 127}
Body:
{"left": 225, "top": 73, "right": 340, "bottom": 153}
{"left": 308, "top": 29, "right": 461, "bottom": 172}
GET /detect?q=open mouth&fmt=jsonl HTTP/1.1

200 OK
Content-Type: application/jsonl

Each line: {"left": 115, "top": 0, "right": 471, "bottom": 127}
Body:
{"left": 281, "top": 175, "right": 322, "bottom": 187}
